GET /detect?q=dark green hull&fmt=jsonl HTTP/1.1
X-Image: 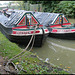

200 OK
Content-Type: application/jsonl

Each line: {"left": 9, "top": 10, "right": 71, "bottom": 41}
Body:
{"left": 0, "top": 23, "right": 48, "bottom": 47}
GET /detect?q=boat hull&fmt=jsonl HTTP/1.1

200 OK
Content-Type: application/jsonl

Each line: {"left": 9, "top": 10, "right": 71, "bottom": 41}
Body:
{"left": 8, "top": 34, "right": 47, "bottom": 47}
{"left": 0, "top": 23, "right": 48, "bottom": 47}
{"left": 49, "top": 32, "right": 75, "bottom": 40}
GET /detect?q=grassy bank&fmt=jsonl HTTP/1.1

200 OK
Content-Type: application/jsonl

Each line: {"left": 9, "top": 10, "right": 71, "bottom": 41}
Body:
{"left": 0, "top": 32, "right": 69, "bottom": 74}
{"left": 68, "top": 18, "right": 75, "bottom": 24}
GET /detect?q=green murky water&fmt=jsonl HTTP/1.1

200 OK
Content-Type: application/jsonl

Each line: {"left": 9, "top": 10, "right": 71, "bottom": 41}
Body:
{"left": 32, "top": 18, "right": 75, "bottom": 73}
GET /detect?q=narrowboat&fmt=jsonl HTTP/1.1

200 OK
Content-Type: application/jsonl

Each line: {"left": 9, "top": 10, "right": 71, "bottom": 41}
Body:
{"left": 34, "top": 12, "right": 75, "bottom": 39}
{"left": 0, "top": 10, "right": 49, "bottom": 47}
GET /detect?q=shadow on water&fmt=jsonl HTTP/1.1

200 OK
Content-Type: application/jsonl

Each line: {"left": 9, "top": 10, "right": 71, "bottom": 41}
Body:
{"left": 16, "top": 42, "right": 39, "bottom": 51}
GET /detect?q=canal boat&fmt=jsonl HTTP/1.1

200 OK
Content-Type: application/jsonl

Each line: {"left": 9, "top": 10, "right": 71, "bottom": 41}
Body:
{"left": 34, "top": 12, "right": 75, "bottom": 39}
{"left": 0, "top": 10, "right": 49, "bottom": 47}
{"left": 49, "top": 24, "right": 75, "bottom": 39}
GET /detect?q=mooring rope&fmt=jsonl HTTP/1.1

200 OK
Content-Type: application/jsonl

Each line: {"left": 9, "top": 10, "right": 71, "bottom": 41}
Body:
{"left": 4, "top": 25, "right": 37, "bottom": 74}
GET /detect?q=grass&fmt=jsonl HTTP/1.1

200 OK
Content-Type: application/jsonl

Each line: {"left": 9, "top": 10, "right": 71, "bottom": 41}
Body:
{"left": 0, "top": 32, "right": 69, "bottom": 74}
{"left": 0, "top": 32, "right": 22, "bottom": 59}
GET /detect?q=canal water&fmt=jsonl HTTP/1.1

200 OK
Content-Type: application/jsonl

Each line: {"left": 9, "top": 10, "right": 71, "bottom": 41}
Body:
{"left": 18, "top": 18, "right": 75, "bottom": 73}
{"left": 31, "top": 18, "right": 75, "bottom": 73}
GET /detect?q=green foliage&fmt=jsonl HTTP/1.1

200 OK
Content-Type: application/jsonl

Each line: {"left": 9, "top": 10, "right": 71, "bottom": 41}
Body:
{"left": 28, "top": 1, "right": 42, "bottom": 4}
{"left": 53, "top": 1, "right": 75, "bottom": 18}
{"left": 7, "top": 1, "right": 75, "bottom": 18}
{"left": 28, "top": 1, "right": 75, "bottom": 18}
{"left": 40, "top": 1, "right": 60, "bottom": 12}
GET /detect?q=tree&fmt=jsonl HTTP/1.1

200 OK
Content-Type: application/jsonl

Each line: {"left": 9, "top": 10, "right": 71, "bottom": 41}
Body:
{"left": 28, "top": 1, "right": 60, "bottom": 12}
{"left": 53, "top": 1, "right": 75, "bottom": 18}
{"left": 41, "top": 1, "right": 60, "bottom": 12}
{"left": 29, "top": 1, "right": 42, "bottom": 4}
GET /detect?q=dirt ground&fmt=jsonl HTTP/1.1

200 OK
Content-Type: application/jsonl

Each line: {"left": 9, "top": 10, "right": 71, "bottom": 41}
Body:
{"left": 0, "top": 55, "right": 69, "bottom": 74}
{"left": 0, "top": 56, "right": 8, "bottom": 74}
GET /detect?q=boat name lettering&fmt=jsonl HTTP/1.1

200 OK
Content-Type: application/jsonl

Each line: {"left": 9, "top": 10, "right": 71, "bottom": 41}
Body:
{"left": 57, "top": 29, "right": 71, "bottom": 32}
{"left": 16, "top": 31, "right": 31, "bottom": 34}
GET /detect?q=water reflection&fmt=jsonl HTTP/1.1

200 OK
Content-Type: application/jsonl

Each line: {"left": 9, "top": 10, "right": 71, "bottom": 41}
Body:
{"left": 47, "top": 39, "right": 75, "bottom": 51}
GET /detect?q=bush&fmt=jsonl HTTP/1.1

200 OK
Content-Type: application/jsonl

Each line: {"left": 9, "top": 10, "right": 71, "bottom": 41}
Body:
{"left": 53, "top": 1, "right": 75, "bottom": 18}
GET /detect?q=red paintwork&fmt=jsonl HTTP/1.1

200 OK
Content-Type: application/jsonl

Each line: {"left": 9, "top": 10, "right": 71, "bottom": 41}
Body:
{"left": 54, "top": 17, "right": 59, "bottom": 24}
{"left": 12, "top": 25, "right": 43, "bottom": 30}
{"left": 35, "top": 31, "right": 40, "bottom": 33}
{"left": 31, "top": 16, "right": 38, "bottom": 24}
{"left": 18, "top": 16, "right": 25, "bottom": 25}
{"left": 52, "top": 29, "right": 57, "bottom": 32}
{"left": 45, "top": 29, "right": 48, "bottom": 32}
{"left": 13, "top": 30, "right": 40, "bottom": 34}
{"left": 13, "top": 31, "right": 16, "bottom": 34}
{"left": 71, "top": 30, "right": 75, "bottom": 31}
{"left": 12, "top": 26, "right": 27, "bottom": 29}
{"left": 52, "top": 29, "right": 75, "bottom": 33}
{"left": 50, "top": 23, "right": 71, "bottom": 28}
{"left": 64, "top": 17, "right": 68, "bottom": 22}
{"left": 30, "top": 31, "right": 40, "bottom": 34}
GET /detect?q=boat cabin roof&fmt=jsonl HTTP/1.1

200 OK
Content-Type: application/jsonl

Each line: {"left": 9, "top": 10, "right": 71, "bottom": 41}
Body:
{"left": 0, "top": 10, "right": 39, "bottom": 27}
{"left": 33, "top": 12, "right": 70, "bottom": 26}
{"left": 0, "top": 9, "right": 70, "bottom": 28}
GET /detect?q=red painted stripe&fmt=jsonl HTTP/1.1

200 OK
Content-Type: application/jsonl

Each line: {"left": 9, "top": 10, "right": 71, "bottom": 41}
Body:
{"left": 45, "top": 29, "right": 48, "bottom": 32}
{"left": 13, "top": 31, "right": 16, "bottom": 34}
{"left": 71, "top": 29, "right": 75, "bottom": 31}
{"left": 63, "top": 23, "right": 71, "bottom": 25}
{"left": 30, "top": 31, "right": 40, "bottom": 33}
{"left": 52, "top": 29, "right": 57, "bottom": 32}
{"left": 39, "top": 25, "right": 43, "bottom": 27}
{"left": 54, "top": 17, "right": 59, "bottom": 24}
{"left": 35, "top": 31, "right": 40, "bottom": 33}
{"left": 12, "top": 25, "right": 43, "bottom": 30}
{"left": 13, "top": 30, "right": 40, "bottom": 34}
{"left": 50, "top": 23, "right": 71, "bottom": 28}
{"left": 31, "top": 16, "right": 38, "bottom": 24}
{"left": 12, "top": 26, "right": 27, "bottom": 29}
{"left": 64, "top": 17, "right": 68, "bottom": 22}
{"left": 18, "top": 16, "right": 25, "bottom": 25}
